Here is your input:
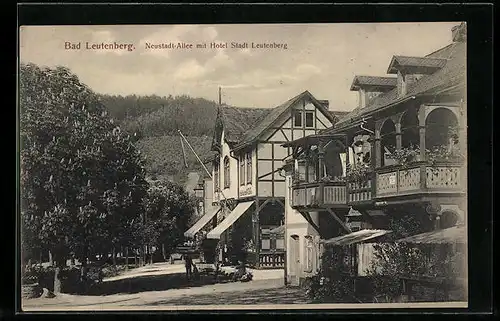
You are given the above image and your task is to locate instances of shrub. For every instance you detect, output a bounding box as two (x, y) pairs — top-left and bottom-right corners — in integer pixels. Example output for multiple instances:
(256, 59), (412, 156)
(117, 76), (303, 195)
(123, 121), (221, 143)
(366, 242), (466, 302)
(304, 245), (358, 303)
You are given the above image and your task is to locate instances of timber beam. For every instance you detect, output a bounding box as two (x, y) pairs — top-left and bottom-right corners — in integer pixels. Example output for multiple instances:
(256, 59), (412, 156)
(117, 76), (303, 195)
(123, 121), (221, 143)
(326, 208), (352, 234)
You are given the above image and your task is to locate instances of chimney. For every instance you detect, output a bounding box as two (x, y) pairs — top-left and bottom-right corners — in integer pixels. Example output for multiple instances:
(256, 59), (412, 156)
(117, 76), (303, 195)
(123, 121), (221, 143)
(452, 22), (466, 43)
(318, 99), (329, 109)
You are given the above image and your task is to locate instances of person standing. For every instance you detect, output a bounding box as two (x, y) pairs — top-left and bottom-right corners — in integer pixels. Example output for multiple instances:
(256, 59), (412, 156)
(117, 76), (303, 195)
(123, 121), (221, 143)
(184, 253), (193, 281)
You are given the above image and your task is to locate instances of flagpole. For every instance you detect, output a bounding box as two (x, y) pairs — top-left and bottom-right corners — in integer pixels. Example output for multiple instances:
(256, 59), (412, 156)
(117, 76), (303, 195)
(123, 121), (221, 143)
(178, 129), (231, 207)
(178, 130), (212, 179)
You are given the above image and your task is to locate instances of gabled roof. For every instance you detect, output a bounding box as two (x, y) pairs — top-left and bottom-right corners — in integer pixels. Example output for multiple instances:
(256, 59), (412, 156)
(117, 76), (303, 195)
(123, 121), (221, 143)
(387, 56), (448, 74)
(329, 110), (350, 122)
(350, 76), (397, 91)
(334, 41), (466, 129)
(232, 90), (336, 151)
(217, 105), (272, 144)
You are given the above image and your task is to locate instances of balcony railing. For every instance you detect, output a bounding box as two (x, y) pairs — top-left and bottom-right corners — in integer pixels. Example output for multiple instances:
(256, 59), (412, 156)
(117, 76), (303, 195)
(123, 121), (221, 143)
(292, 181), (347, 208)
(347, 179), (373, 204)
(375, 161), (464, 198)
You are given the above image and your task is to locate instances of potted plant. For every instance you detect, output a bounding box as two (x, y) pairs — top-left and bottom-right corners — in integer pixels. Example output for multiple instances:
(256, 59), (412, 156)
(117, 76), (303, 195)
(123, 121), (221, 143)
(22, 265), (43, 299)
(386, 144), (421, 168)
(320, 175), (347, 183)
(346, 162), (372, 188)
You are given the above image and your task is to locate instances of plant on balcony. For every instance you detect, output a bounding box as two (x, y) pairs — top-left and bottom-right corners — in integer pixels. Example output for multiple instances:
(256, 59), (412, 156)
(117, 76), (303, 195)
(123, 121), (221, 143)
(346, 162), (372, 185)
(320, 175), (347, 183)
(426, 144), (465, 165)
(386, 144), (421, 168)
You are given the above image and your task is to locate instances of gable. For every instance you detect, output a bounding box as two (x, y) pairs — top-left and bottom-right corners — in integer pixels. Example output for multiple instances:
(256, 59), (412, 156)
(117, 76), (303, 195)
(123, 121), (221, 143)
(233, 91), (335, 151)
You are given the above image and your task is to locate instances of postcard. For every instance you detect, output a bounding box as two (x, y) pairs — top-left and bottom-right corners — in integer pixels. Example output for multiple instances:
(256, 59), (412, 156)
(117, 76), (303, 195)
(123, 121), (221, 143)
(19, 22), (467, 311)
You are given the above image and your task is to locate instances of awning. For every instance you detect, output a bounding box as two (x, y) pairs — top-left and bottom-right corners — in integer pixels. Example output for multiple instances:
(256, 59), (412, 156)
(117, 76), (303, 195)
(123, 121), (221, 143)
(184, 207), (221, 238)
(206, 201), (254, 239)
(321, 229), (392, 246)
(396, 225), (466, 244)
(269, 225), (285, 235)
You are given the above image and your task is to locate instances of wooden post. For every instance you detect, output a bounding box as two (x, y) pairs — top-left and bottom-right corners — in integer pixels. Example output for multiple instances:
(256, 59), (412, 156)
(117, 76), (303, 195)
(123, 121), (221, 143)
(395, 122), (402, 151)
(374, 128), (381, 169)
(418, 105), (427, 190)
(253, 199), (260, 269)
(125, 247), (129, 271)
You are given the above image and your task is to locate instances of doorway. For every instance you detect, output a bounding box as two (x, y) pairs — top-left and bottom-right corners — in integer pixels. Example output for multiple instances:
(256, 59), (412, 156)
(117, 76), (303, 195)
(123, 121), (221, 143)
(289, 235), (300, 286)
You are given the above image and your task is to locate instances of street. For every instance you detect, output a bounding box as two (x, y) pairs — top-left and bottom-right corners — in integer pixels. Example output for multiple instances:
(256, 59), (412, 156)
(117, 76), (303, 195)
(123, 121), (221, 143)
(22, 262), (310, 310)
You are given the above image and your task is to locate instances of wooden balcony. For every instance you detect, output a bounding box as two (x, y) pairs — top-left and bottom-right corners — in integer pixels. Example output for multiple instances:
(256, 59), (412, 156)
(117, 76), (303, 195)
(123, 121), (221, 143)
(375, 162), (464, 199)
(291, 181), (347, 209)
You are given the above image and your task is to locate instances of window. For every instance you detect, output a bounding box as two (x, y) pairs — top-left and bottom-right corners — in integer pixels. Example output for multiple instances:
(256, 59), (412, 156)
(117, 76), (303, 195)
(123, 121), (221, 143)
(261, 239), (271, 250)
(246, 152), (252, 184)
(293, 111), (302, 127)
(305, 112), (314, 128)
(304, 236), (313, 272)
(239, 154), (245, 186)
(223, 156), (230, 189)
(276, 238), (285, 250)
(296, 159), (306, 182)
(214, 161), (220, 191)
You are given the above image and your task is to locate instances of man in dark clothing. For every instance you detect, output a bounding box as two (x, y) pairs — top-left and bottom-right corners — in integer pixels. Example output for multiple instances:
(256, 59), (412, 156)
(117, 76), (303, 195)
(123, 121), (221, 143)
(184, 254), (193, 281)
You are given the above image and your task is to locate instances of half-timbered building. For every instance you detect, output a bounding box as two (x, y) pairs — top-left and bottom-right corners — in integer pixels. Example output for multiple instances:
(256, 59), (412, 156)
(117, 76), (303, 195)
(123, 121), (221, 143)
(282, 23), (467, 285)
(185, 91), (341, 269)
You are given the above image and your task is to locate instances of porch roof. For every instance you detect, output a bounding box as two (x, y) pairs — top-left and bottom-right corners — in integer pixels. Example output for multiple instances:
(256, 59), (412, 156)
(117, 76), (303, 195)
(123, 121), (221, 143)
(282, 133), (347, 148)
(321, 229), (392, 246)
(206, 201), (254, 239)
(396, 225), (466, 244)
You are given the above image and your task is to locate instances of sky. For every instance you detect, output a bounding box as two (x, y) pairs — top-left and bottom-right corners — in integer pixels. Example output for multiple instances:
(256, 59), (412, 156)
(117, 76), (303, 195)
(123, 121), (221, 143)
(19, 22), (460, 111)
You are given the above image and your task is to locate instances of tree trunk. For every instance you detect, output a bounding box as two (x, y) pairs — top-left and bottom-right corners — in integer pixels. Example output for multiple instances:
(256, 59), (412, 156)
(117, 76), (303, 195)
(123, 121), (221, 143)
(162, 244), (166, 262)
(53, 256), (66, 294)
(125, 247), (129, 271)
(112, 247), (117, 268)
(134, 249), (138, 267)
(48, 251), (53, 266)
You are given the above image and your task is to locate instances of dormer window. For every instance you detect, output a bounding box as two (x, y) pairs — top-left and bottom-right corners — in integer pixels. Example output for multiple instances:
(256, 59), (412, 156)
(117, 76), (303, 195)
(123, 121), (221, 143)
(350, 76), (397, 109)
(387, 56), (447, 97)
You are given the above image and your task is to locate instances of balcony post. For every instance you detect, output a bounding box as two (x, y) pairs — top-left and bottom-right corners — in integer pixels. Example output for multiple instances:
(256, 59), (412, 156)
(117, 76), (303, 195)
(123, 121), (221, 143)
(374, 128), (381, 169)
(318, 142), (325, 179)
(418, 104), (427, 189)
(395, 122), (402, 151)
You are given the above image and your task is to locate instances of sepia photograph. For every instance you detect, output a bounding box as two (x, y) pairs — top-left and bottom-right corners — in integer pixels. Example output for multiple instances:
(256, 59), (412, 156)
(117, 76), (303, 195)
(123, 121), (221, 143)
(18, 22), (467, 311)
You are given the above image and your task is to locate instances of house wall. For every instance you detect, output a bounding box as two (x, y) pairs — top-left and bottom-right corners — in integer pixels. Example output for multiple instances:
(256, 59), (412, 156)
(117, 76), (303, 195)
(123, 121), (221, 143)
(204, 177), (217, 216)
(213, 130), (239, 202)
(285, 175), (321, 284)
(256, 98), (333, 199)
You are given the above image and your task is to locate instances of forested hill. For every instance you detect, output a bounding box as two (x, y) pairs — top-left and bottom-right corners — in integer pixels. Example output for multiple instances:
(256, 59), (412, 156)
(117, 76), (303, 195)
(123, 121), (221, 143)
(99, 94), (219, 139)
(98, 94), (222, 186)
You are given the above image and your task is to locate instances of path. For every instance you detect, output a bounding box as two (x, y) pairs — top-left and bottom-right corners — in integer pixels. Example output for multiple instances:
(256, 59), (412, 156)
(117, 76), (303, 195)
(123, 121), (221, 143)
(22, 262), (307, 311)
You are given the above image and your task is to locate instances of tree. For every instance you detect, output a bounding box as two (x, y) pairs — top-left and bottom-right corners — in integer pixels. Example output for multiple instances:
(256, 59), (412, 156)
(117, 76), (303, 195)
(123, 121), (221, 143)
(20, 63), (148, 292)
(143, 179), (197, 261)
